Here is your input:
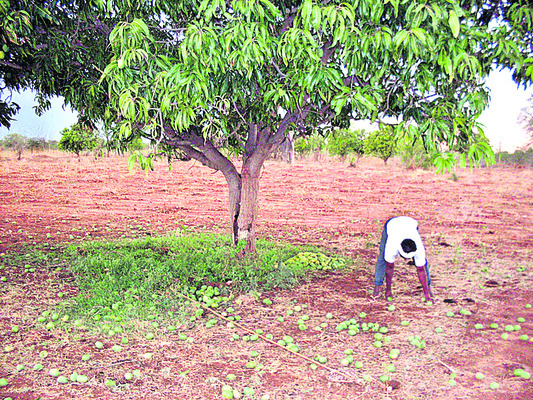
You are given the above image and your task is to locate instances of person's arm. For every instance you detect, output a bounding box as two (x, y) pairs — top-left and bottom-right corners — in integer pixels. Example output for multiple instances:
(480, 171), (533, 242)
(413, 233), (432, 300)
(416, 261), (433, 301)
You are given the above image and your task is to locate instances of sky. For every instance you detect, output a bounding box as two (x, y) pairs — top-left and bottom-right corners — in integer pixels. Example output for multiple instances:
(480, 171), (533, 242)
(0, 90), (78, 141)
(0, 68), (532, 152)
(477, 68), (532, 151)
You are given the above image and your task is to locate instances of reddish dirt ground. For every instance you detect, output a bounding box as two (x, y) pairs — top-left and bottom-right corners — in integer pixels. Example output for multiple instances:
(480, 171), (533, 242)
(0, 151), (532, 400)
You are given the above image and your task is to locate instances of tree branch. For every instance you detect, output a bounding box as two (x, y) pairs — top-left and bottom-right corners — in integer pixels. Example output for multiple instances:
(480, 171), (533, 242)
(343, 75), (369, 87)
(321, 40), (335, 64)
(280, 7), (299, 33)
(160, 124), (240, 181)
(270, 59), (287, 78)
(176, 144), (220, 170)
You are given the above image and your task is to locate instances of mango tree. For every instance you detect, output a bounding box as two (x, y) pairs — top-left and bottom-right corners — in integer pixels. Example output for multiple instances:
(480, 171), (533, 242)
(58, 123), (99, 158)
(363, 128), (396, 165)
(2, 1), (531, 255)
(100, 0), (532, 255)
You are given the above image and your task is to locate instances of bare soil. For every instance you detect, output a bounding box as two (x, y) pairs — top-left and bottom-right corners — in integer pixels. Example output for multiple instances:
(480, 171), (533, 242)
(0, 151), (532, 400)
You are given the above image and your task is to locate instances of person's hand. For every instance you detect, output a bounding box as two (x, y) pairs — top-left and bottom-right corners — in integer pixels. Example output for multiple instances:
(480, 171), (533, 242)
(424, 286), (435, 302)
(416, 266), (433, 302)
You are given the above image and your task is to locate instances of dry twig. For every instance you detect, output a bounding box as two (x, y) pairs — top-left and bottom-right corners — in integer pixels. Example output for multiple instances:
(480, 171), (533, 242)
(175, 291), (363, 384)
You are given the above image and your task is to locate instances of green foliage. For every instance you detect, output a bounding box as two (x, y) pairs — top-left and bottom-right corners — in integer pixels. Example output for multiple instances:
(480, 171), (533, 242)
(459, 139), (495, 169)
(432, 135), (495, 173)
(127, 137), (146, 151)
(0, 2), (116, 127)
(396, 137), (433, 170)
(432, 152), (458, 174)
(497, 149), (533, 167)
(62, 232), (345, 323)
(294, 131), (328, 156)
(128, 150), (154, 173)
(328, 129), (366, 158)
(100, 1), (533, 167)
(1, 1), (532, 162)
(58, 124), (98, 157)
(0, 99), (20, 129)
(363, 128), (397, 164)
(2, 133), (29, 159)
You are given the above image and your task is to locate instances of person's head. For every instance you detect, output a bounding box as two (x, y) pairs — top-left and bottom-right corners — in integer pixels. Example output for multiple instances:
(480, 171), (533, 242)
(400, 239), (417, 257)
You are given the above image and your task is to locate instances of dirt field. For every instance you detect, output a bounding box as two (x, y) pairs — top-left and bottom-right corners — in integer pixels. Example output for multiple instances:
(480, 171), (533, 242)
(0, 151), (532, 400)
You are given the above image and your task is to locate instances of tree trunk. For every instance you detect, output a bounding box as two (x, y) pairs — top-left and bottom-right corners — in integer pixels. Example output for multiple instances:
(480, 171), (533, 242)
(280, 130), (295, 164)
(224, 171), (242, 246)
(170, 124), (282, 256)
(236, 161), (261, 254)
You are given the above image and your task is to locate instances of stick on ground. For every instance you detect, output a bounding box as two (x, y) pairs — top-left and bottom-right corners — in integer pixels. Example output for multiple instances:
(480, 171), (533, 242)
(175, 291), (363, 384)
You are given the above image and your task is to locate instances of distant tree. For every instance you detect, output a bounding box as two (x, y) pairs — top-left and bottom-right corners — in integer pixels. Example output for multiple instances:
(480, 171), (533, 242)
(396, 137), (433, 170)
(294, 130), (328, 157)
(58, 123), (98, 158)
(363, 128), (397, 165)
(497, 148), (533, 166)
(2, 1), (533, 255)
(328, 129), (366, 161)
(518, 96), (533, 149)
(48, 140), (59, 150)
(27, 137), (47, 153)
(3, 133), (29, 160)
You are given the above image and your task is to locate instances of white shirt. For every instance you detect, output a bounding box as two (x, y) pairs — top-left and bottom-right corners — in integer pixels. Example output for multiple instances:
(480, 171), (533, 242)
(384, 216), (426, 267)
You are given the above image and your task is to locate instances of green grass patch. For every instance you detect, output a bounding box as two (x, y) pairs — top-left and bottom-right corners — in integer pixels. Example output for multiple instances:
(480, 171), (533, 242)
(57, 231), (347, 326)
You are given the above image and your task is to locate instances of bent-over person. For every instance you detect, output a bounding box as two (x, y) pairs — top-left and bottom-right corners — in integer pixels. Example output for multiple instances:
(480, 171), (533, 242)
(372, 216), (433, 300)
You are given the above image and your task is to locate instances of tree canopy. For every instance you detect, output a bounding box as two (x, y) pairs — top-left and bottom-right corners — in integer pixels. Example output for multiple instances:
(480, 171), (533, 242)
(2, 132), (28, 159)
(58, 122), (99, 157)
(1, 0), (532, 253)
(363, 128), (396, 164)
(0, 0), (117, 127)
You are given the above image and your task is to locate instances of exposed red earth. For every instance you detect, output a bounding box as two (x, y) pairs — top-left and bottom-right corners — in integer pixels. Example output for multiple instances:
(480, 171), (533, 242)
(0, 151), (532, 399)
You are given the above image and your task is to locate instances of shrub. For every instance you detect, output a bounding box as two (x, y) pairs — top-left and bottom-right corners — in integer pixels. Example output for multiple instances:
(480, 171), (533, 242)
(363, 127), (397, 164)
(58, 123), (98, 157)
(327, 129), (366, 160)
(396, 137), (433, 170)
(294, 131), (327, 156)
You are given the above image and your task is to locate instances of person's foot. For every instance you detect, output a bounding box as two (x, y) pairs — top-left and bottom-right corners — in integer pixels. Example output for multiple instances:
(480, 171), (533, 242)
(385, 290), (393, 299)
(371, 285), (381, 298)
